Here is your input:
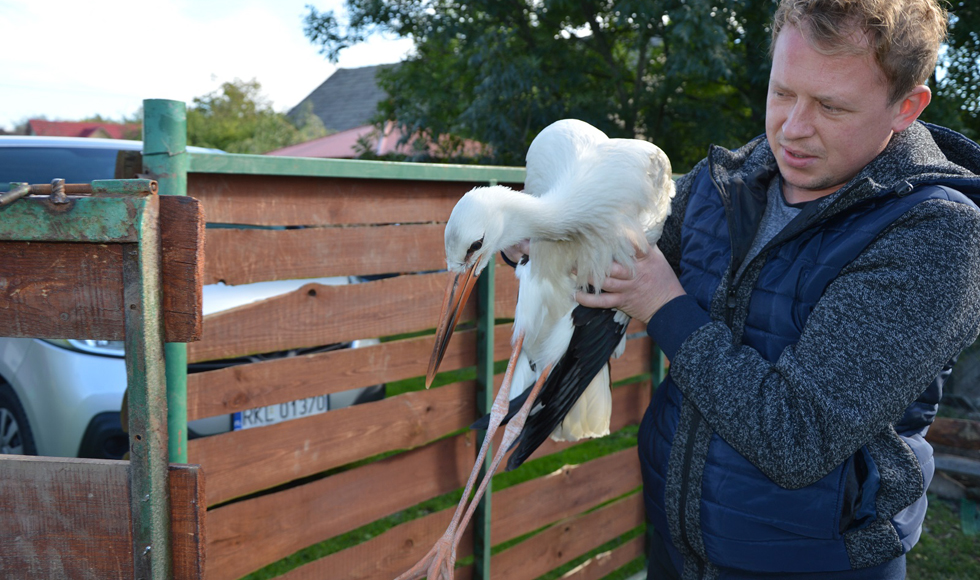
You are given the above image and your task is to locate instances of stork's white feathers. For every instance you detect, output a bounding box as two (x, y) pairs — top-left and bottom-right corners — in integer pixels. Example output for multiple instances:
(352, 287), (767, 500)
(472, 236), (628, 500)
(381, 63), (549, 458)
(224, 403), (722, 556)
(400, 120), (674, 580)
(443, 118), (674, 446)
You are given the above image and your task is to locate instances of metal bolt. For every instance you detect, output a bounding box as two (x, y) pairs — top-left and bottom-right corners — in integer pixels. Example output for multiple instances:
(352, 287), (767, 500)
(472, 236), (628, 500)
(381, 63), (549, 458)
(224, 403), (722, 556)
(50, 178), (68, 204)
(143, 545), (151, 556)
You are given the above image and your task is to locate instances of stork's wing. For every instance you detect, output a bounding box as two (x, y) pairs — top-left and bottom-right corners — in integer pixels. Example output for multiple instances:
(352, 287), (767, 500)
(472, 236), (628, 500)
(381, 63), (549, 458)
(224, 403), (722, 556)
(470, 305), (628, 470)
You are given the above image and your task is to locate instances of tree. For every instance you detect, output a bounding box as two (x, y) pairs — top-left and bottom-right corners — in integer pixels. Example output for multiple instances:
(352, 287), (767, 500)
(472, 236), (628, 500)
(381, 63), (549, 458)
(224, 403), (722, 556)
(305, 0), (779, 170)
(922, 2), (980, 140)
(186, 79), (328, 154)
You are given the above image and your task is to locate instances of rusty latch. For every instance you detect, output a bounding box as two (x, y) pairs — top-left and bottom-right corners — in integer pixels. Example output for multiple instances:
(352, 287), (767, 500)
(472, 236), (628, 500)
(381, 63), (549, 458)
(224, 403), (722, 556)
(0, 183), (31, 208)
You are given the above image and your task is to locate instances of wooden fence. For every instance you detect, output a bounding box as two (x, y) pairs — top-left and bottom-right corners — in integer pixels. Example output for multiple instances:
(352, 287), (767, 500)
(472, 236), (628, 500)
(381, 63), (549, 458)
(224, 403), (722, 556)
(150, 101), (656, 580)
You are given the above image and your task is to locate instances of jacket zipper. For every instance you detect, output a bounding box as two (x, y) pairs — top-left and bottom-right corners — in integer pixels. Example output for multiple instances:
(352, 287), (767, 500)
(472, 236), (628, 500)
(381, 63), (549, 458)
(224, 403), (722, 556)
(708, 157), (741, 329)
(666, 157), (736, 574)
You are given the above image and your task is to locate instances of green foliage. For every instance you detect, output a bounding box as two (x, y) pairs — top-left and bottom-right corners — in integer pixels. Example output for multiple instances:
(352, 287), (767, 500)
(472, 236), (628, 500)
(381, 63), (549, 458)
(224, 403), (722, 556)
(306, 1), (980, 170)
(186, 79), (328, 154)
(305, 0), (781, 171)
(921, 3), (980, 140)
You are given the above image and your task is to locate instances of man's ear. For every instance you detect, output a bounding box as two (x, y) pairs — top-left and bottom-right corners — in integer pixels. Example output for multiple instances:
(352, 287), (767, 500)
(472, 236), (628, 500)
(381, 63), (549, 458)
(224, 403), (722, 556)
(892, 85), (932, 133)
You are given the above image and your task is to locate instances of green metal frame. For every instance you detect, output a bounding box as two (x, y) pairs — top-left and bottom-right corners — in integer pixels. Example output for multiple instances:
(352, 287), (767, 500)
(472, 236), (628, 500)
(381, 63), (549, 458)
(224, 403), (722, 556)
(473, 258), (496, 580)
(143, 99), (190, 464)
(0, 184), (172, 580)
(188, 151), (526, 183)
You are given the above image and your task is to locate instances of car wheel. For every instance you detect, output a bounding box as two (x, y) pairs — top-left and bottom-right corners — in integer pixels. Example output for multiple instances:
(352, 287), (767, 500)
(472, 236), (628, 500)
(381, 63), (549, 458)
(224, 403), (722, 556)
(0, 381), (37, 455)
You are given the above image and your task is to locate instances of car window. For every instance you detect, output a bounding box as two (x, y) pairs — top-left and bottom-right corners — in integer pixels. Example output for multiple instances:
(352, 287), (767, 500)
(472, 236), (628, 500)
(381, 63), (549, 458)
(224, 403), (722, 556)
(0, 147), (121, 188)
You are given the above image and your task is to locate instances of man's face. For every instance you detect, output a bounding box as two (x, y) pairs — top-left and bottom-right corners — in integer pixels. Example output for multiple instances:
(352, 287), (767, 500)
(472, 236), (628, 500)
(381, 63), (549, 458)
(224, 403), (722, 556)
(766, 25), (904, 204)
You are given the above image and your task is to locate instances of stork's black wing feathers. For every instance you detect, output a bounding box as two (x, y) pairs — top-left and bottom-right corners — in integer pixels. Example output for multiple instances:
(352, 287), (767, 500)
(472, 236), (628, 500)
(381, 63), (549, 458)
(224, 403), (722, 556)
(505, 307), (626, 470)
(468, 306), (627, 471)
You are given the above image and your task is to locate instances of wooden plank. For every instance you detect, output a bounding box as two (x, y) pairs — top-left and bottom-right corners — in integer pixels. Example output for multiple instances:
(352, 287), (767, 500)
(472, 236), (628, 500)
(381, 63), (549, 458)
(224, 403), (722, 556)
(186, 310), (640, 423)
(927, 417), (980, 451)
(489, 493), (644, 580)
(203, 223), (446, 285)
(190, 369), (644, 513)
(935, 453), (980, 483)
(0, 456), (204, 580)
(561, 536), (645, 580)
(251, 447), (644, 580)
(159, 195), (205, 342)
(279, 507), (643, 580)
(187, 265), (518, 363)
(0, 241), (126, 340)
(187, 325), (513, 421)
(0, 197), (203, 342)
(190, 381), (477, 506)
(492, 448), (643, 545)
(277, 508), (473, 580)
(188, 173), (484, 226)
(170, 464), (207, 580)
(204, 433), (476, 580)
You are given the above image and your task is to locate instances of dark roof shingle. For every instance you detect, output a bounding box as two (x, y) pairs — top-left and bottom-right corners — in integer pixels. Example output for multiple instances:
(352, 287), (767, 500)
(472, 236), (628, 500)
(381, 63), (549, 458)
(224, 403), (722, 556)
(289, 64), (397, 132)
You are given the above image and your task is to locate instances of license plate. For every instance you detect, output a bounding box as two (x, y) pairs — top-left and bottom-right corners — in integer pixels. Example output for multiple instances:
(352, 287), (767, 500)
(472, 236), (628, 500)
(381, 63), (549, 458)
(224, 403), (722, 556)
(233, 395), (329, 430)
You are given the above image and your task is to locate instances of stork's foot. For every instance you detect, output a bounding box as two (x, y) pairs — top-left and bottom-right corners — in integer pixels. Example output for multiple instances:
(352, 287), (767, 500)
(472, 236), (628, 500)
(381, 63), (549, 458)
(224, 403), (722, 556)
(395, 528), (457, 580)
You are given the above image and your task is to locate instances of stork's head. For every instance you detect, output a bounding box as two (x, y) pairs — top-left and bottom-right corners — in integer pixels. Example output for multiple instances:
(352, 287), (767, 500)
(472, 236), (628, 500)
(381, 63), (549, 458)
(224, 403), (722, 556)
(426, 186), (513, 387)
(444, 186), (511, 274)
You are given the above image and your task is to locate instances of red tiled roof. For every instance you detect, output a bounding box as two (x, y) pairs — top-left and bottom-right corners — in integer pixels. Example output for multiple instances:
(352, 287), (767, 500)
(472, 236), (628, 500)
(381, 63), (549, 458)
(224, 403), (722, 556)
(28, 119), (140, 139)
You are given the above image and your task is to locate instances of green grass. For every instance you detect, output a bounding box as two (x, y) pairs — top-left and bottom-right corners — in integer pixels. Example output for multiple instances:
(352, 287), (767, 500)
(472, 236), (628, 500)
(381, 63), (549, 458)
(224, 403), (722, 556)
(907, 496), (980, 580)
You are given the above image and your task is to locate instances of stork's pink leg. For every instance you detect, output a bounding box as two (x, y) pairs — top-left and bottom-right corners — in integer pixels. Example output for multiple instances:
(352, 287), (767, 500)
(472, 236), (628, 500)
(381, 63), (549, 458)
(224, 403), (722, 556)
(452, 362), (553, 545)
(395, 333), (526, 580)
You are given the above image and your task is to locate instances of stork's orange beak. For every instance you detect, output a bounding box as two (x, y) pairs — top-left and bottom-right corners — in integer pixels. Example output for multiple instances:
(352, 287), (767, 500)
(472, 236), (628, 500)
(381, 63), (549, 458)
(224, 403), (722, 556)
(426, 264), (480, 388)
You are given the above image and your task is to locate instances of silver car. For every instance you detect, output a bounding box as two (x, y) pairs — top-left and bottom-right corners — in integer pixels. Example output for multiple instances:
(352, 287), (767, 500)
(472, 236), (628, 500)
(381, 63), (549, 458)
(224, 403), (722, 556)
(0, 136), (383, 458)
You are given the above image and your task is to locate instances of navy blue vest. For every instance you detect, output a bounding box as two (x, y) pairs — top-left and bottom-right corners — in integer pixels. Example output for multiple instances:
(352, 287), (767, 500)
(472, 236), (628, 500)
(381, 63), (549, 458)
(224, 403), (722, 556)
(640, 166), (973, 573)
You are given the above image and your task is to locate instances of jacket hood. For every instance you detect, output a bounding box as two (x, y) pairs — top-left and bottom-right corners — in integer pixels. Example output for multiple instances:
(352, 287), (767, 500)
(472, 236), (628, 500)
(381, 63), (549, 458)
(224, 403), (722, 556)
(708, 121), (980, 212)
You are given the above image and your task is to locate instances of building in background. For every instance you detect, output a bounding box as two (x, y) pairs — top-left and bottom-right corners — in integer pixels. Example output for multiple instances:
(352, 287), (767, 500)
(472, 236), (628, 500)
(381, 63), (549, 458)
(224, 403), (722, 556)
(269, 64), (484, 160)
(27, 120), (140, 140)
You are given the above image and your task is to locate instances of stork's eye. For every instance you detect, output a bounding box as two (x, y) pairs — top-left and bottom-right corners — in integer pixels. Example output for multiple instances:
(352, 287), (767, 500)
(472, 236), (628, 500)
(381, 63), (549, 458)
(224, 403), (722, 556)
(468, 240), (483, 253)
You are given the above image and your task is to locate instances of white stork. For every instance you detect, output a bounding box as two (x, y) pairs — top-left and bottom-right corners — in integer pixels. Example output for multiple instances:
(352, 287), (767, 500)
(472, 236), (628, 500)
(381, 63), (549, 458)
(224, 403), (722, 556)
(398, 119), (675, 580)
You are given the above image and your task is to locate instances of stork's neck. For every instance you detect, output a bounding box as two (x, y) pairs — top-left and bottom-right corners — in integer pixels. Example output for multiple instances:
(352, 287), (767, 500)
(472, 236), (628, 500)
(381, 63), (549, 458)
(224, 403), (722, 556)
(494, 188), (574, 243)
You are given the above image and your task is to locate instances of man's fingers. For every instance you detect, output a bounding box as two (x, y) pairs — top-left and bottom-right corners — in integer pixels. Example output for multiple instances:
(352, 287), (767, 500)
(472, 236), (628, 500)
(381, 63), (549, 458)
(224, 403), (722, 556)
(597, 276), (628, 292)
(575, 289), (619, 309)
(607, 261), (632, 279)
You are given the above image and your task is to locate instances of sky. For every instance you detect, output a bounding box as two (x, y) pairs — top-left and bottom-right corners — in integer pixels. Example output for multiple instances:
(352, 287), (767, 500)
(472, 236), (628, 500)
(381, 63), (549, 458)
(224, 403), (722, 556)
(0, 0), (414, 132)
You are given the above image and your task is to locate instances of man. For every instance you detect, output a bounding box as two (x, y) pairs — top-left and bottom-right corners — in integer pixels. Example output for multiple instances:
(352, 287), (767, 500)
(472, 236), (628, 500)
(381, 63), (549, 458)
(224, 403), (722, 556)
(576, 0), (980, 578)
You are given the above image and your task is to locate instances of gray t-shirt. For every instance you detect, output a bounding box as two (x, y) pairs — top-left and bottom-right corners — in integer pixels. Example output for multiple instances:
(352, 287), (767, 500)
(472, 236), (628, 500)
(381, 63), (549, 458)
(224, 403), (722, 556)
(736, 175), (802, 279)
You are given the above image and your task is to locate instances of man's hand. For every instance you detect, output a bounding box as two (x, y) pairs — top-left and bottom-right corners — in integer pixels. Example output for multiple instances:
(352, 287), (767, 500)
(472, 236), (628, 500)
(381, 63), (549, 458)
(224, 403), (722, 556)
(575, 244), (685, 323)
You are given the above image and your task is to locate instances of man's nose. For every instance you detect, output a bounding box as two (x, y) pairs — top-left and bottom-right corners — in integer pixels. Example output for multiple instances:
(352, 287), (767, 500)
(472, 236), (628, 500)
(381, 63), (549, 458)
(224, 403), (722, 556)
(782, 102), (816, 140)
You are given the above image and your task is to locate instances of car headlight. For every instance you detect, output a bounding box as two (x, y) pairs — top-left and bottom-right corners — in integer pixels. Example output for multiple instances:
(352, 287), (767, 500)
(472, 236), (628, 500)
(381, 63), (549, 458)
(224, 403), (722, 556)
(42, 339), (126, 357)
